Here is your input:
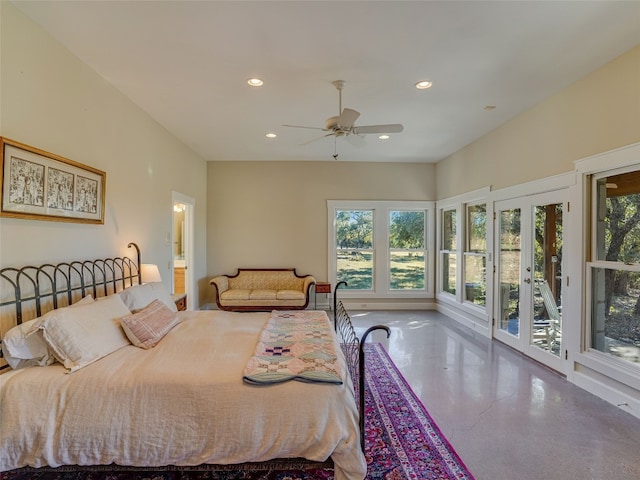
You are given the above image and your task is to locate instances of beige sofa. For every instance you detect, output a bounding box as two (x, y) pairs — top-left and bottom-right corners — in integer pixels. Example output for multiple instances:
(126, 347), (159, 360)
(209, 268), (316, 311)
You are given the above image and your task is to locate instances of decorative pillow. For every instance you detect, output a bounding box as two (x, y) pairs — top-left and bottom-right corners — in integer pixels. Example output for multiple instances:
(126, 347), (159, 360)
(41, 294), (131, 373)
(120, 299), (179, 349)
(119, 283), (178, 313)
(1, 295), (94, 370)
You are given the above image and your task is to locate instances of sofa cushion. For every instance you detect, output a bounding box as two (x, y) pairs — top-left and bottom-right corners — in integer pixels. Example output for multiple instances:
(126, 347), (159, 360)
(221, 289), (251, 301)
(277, 290), (306, 300)
(250, 289), (277, 300)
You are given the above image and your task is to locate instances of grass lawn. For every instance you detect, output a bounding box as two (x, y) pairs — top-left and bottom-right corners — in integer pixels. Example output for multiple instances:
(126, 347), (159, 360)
(337, 251), (425, 290)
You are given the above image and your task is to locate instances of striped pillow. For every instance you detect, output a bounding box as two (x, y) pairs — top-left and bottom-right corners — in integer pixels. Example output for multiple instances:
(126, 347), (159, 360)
(120, 299), (179, 349)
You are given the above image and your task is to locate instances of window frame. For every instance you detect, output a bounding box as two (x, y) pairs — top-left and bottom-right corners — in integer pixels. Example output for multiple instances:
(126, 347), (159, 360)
(585, 164), (640, 369)
(327, 200), (434, 299)
(439, 207), (458, 297)
(463, 202), (488, 307)
(436, 187), (491, 320)
(388, 209), (428, 291)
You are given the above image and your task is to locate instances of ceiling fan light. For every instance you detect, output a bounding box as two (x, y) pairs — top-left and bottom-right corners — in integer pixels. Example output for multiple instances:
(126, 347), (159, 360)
(415, 80), (432, 89)
(247, 78), (264, 87)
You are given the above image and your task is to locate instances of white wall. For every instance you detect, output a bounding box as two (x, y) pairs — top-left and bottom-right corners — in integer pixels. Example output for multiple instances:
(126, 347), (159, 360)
(0, 3), (209, 306)
(435, 44), (640, 198)
(206, 160), (435, 305)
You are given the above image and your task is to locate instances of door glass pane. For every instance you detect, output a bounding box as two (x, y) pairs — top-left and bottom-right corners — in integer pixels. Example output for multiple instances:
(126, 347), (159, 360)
(532, 203), (563, 355)
(499, 209), (521, 336)
(336, 210), (373, 290)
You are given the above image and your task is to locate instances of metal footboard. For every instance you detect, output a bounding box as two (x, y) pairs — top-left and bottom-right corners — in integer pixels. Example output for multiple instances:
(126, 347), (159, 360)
(332, 281), (390, 450)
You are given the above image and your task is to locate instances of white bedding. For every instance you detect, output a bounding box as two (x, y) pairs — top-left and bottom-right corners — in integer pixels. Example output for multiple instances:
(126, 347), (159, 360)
(0, 310), (366, 480)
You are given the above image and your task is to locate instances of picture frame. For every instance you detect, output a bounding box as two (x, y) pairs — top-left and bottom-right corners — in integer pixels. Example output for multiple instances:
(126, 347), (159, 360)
(0, 137), (106, 224)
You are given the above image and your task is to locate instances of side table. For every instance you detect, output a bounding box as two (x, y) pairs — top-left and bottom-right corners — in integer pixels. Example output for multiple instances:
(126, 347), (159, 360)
(172, 293), (187, 311)
(314, 282), (331, 310)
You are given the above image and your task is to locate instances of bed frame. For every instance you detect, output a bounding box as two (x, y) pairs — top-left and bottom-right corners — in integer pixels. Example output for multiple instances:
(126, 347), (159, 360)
(0, 243), (389, 466)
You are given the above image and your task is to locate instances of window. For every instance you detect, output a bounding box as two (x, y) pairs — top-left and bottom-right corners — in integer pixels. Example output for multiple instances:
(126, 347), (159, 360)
(328, 201), (433, 297)
(441, 209), (457, 295)
(335, 210), (374, 290)
(589, 168), (640, 366)
(464, 203), (487, 306)
(389, 210), (426, 290)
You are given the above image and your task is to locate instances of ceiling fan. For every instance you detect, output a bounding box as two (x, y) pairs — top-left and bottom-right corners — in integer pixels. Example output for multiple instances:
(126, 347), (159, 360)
(283, 80), (404, 149)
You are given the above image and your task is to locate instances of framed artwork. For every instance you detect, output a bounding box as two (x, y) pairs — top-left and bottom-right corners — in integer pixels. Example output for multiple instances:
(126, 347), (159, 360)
(0, 137), (106, 224)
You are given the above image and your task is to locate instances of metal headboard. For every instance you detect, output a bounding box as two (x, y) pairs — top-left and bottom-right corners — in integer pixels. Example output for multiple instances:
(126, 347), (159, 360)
(0, 242), (141, 369)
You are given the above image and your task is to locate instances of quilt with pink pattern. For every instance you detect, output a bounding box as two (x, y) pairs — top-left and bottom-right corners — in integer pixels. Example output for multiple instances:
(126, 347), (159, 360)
(243, 310), (343, 385)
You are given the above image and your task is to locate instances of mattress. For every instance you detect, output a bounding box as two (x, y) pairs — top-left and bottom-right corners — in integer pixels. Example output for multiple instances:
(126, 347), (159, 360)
(0, 310), (366, 480)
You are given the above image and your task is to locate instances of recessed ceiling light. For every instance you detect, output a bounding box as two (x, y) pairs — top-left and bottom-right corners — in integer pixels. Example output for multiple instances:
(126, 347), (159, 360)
(265, 132), (277, 138)
(415, 80), (433, 90)
(378, 135), (390, 140)
(247, 78), (264, 87)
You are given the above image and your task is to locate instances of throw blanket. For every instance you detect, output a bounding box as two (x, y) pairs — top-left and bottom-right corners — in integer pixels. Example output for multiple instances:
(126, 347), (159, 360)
(243, 310), (343, 385)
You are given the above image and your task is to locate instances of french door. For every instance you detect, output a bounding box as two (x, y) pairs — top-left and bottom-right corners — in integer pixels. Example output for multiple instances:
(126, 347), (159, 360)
(494, 191), (566, 372)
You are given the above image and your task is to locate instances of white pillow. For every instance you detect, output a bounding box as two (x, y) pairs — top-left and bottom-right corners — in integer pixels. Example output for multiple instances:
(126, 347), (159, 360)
(119, 283), (178, 313)
(2, 295), (94, 370)
(41, 294), (131, 373)
(121, 299), (179, 349)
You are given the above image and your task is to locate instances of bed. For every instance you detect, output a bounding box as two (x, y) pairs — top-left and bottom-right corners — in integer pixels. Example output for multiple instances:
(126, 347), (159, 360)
(0, 243), (383, 480)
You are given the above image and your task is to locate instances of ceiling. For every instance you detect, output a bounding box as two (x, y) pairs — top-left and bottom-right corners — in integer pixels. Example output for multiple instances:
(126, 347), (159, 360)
(12, 1), (640, 163)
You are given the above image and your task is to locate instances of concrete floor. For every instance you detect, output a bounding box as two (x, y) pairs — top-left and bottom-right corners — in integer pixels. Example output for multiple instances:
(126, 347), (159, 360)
(351, 310), (640, 480)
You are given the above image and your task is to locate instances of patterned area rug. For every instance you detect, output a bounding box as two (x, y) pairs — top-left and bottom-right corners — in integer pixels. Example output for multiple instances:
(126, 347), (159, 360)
(1, 343), (474, 480)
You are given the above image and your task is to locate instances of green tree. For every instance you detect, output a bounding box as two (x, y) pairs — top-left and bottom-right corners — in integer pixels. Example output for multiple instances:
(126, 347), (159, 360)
(604, 193), (640, 316)
(336, 210), (373, 249)
(389, 211), (424, 249)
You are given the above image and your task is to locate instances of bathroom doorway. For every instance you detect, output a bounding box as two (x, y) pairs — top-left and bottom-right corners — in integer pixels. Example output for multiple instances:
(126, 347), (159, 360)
(172, 191), (194, 309)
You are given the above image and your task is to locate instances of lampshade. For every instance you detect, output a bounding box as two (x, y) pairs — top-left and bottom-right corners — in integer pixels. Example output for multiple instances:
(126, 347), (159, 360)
(141, 263), (162, 283)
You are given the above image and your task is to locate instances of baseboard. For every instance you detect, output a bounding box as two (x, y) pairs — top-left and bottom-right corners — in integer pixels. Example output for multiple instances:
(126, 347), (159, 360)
(341, 301), (436, 311)
(573, 371), (640, 420)
(436, 302), (491, 337)
(199, 303), (218, 310)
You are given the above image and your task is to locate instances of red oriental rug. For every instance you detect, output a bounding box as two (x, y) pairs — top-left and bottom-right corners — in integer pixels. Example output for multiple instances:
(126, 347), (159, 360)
(1, 343), (474, 480)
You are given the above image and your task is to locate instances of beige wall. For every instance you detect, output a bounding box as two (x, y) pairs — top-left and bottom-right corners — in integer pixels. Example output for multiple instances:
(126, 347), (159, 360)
(206, 161), (435, 302)
(436, 44), (640, 199)
(0, 3), (209, 306)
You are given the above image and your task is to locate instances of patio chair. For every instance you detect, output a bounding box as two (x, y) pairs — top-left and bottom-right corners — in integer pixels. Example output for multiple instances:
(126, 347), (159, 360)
(534, 279), (561, 350)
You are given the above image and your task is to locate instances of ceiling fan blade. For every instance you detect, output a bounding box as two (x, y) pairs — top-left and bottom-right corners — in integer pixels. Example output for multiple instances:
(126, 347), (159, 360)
(300, 133), (333, 145)
(337, 108), (360, 129)
(346, 134), (366, 148)
(352, 124), (404, 135)
(282, 124), (324, 131)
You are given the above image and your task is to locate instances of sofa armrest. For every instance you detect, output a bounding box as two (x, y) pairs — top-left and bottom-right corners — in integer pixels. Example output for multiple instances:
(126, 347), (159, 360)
(303, 276), (316, 294)
(210, 276), (229, 294)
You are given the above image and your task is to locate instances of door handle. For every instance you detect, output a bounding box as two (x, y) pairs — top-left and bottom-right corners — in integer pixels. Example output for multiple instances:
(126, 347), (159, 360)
(524, 278), (531, 284)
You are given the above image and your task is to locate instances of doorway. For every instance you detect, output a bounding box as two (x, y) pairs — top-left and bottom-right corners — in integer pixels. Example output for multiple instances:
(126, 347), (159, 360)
(493, 191), (566, 372)
(172, 192), (195, 310)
